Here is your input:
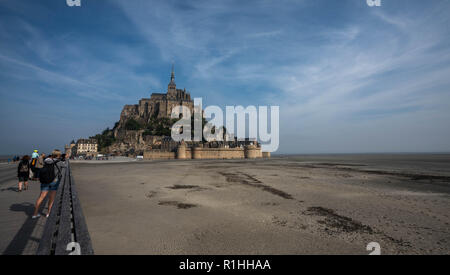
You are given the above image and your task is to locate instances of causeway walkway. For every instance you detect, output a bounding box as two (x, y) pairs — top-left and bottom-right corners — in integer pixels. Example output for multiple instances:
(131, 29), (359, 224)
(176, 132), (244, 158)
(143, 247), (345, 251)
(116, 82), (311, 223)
(0, 163), (48, 255)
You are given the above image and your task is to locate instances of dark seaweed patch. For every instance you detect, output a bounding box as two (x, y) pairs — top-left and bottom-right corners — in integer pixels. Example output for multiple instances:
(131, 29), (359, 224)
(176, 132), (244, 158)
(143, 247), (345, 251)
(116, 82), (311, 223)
(261, 202), (280, 206)
(315, 163), (367, 167)
(219, 172), (293, 199)
(166, 185), (207, 192)
(168, 185), (202, 189)
(306, 207), (373, 234)
(158, 201), (197, 209)
(298, 163), (450, 184)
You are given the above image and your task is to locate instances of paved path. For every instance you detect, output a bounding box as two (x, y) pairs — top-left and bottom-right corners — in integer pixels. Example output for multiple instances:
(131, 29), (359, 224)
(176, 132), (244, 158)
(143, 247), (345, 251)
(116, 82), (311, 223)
(0, 163), (47, 255)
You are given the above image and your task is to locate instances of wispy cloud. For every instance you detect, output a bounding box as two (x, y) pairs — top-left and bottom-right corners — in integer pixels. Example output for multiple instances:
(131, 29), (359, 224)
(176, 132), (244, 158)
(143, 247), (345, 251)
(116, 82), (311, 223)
(246, 30), (283, 38)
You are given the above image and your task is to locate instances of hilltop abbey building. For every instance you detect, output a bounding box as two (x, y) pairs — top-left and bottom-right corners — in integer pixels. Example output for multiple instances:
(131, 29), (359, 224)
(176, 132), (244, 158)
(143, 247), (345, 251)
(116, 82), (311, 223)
(89, 66), (269, 160)
(116, 66), (194, 133)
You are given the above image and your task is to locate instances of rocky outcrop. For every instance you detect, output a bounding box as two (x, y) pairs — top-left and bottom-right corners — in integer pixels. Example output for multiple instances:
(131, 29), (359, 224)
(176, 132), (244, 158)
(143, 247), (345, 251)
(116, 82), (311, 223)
(104, 68), (194, 156)
(106, 130), (164, 156)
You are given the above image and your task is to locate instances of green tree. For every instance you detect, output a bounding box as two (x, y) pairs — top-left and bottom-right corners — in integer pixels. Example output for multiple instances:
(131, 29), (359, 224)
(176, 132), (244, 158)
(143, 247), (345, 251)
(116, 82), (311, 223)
(90, 125), (117, 153)
(124, 119), (143, 130)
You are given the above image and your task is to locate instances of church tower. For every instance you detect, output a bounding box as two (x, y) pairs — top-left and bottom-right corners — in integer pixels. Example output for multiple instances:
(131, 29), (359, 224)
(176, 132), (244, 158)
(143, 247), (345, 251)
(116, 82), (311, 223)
(168, 64), (176, 98)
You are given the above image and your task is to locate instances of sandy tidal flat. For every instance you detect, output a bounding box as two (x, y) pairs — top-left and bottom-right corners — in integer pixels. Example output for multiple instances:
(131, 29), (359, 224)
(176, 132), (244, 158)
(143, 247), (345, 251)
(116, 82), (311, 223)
(72, 155), (450, 255)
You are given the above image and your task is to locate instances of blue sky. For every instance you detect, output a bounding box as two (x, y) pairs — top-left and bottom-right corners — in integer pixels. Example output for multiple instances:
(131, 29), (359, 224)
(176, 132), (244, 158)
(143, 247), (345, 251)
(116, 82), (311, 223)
(0, 0), (449, 154)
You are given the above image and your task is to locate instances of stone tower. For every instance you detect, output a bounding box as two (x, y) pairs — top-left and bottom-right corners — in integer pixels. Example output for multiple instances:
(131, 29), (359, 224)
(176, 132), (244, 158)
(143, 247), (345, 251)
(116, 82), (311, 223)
(167, 64), (177, 99)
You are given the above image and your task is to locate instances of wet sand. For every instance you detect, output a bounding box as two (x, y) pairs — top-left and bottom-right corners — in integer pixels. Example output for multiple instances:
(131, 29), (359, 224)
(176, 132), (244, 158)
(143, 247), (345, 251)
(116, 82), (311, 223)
(72, 154), (450, 255)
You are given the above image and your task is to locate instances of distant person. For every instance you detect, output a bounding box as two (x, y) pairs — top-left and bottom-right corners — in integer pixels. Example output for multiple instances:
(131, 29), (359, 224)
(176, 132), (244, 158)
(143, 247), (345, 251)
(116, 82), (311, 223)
(32, 150), (66, 219)
(34, 153), (45, 180)
(17, 155), (30, 192)
(31, 150), (39, 179)
(30, 158), (38, 181)
(32, 150), (39, 159)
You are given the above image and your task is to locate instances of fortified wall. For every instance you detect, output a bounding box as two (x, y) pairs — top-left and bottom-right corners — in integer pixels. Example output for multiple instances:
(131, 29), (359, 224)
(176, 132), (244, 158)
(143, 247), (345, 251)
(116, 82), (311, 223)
(144, 143), (269, 160)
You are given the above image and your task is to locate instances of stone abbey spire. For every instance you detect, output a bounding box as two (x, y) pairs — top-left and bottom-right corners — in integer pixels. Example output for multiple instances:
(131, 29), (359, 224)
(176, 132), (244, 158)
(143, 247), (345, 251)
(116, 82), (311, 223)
(168, 63), (177, 97)
(169, 63), (176, 87)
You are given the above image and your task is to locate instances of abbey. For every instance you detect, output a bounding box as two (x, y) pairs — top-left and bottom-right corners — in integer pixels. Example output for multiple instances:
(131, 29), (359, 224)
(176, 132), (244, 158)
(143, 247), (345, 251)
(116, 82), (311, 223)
(116, 66), (194, 131)
(90, 66), (270, 159)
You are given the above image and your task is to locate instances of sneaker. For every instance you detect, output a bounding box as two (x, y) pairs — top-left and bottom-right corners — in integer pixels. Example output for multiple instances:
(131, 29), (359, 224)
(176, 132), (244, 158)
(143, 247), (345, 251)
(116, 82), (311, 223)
(32, 214), (41, 219)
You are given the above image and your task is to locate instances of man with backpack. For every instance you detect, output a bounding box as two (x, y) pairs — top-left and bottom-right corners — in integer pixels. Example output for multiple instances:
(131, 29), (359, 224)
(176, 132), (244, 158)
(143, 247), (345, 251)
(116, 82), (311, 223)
(30, 155), (38, 180)
(17, 155), (30, 192)
(31, 150), (40, 180)
(32, 150), (66, 219)
(34, 153), (45, 180)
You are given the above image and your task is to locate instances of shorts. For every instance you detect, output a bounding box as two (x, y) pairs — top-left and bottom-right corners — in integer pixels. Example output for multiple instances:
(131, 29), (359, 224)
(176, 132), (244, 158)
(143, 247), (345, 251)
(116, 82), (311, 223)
(18, 174), (28, 182)
(34, 168), (41, 178)
(40, 180), (60, 191)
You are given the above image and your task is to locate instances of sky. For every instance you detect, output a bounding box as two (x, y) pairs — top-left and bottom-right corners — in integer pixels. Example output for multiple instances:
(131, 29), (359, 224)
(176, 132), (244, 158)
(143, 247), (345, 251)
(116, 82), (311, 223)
(0, 0), (449, 155)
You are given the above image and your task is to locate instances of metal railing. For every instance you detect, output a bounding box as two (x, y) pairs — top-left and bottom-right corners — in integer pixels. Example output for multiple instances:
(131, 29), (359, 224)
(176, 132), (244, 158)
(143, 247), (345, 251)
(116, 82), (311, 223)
(37, 161), (94, 255)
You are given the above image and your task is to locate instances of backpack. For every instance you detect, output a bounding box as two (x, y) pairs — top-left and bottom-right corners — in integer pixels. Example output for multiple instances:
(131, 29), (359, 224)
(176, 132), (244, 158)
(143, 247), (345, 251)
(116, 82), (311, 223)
(31, 158), (37, 167)
(40, 162), (58, 184)
(19, 162), (28, 173)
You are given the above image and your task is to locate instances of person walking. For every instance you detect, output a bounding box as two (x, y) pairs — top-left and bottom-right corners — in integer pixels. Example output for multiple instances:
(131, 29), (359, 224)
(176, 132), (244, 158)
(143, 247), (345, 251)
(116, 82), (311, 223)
(32, 150), (66, 219)
(34, 153), (45, 180)
(17, 155), (30, 192)
(31, 150), (39, 159)
(30, 150), (39, 180)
